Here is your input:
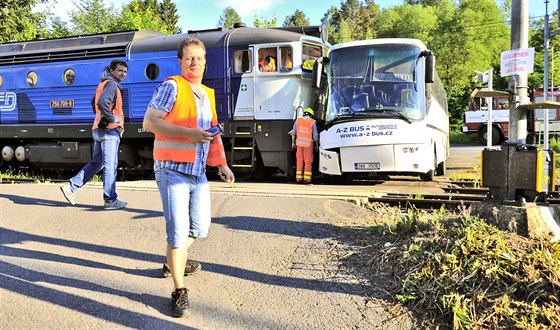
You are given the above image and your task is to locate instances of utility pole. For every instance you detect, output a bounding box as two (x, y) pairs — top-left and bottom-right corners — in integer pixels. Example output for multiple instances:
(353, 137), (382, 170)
(508, 0), (529, 144)
(487, 68), (493, 148)
(543, 0), (560, 150)
(479, 0), (556, 211)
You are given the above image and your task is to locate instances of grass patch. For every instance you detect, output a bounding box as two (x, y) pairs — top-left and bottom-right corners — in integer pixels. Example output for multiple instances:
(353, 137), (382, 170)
(0, 168), (51, 183)
(0, 167), (103, 184)
(362, 206), (560, 329)
(450, 129), (479, 145)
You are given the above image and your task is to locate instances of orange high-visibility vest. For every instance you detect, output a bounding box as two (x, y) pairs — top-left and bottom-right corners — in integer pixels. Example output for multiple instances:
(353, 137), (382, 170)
(153, 75), (227, 166)
(295, 117), (315, 147)
(92, 80), (124, 131)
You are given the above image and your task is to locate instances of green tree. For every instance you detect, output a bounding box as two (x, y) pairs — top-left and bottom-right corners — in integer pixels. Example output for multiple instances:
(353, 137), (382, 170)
(69, 0), (121, 34)
(528, 14), (560, 92)
(376, 3), (436, 42)
(158, 0), (180, 34)
(324, 0), (379, 44)
(428, 0), (510, 125)
(0, 0), (47, 42)
(253, 16), (277, 28)
(361, 0), (380, 40)
(43, 15), (72, 38)
(330, 18), (352, 44)
(218, 6), (241, 28)
(283, 9), (309, 27)
(119, 0), (179, 34)
(405, 0), (444, 6)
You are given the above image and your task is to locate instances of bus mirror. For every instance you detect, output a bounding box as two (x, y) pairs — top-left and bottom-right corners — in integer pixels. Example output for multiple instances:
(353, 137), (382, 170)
(425, 51), (435, 83)
(312, 60), (323, 89)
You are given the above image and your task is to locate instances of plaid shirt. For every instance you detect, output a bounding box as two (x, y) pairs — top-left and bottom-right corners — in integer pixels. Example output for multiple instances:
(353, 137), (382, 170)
(148, 80), (213, 176)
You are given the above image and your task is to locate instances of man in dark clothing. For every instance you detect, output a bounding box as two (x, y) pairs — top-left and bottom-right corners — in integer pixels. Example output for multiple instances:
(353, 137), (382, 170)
(60, 59), (129, 209)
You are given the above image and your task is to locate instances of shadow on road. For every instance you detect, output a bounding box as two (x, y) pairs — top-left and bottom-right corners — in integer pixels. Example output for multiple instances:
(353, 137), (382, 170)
(0, 192), (163, 220)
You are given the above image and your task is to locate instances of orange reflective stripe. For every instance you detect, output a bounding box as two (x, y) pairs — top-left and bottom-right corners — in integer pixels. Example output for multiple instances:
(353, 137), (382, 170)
(153, 140), (197, 150)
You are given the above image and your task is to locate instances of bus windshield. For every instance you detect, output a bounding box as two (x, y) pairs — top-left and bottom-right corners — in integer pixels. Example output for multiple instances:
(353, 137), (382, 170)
(326, 44), (426, 122)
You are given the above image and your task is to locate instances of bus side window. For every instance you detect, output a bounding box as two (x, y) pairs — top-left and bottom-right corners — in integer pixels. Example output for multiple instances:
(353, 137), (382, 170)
(234, 50), (252, 73)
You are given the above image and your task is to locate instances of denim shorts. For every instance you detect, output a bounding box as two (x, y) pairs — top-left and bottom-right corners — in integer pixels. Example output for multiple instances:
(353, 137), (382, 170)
(155, 167), (211, 248)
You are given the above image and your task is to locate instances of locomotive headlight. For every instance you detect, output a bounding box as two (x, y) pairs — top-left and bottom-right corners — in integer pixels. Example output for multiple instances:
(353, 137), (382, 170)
(402, 147), (415, 153)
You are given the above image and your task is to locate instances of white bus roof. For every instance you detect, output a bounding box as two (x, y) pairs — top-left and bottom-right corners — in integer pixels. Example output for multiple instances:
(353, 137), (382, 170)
(329, 38), (428, 53)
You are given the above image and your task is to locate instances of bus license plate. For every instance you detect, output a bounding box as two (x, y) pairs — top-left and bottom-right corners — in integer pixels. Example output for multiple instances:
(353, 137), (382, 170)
(355, 162), (380, 170)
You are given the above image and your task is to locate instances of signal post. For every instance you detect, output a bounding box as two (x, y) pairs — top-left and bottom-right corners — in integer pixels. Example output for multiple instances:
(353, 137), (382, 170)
(471, 0), (560, 242)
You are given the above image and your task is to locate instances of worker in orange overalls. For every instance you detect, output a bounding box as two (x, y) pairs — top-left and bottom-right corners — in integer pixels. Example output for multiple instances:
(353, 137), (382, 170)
(291, 107), (318, 184)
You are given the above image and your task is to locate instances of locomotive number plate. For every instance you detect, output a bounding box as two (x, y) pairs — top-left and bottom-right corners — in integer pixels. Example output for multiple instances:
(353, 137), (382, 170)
(50, 99), (75, 108)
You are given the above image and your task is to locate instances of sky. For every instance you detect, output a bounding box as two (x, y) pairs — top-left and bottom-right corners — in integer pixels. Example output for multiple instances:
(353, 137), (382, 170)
(36, 0), (556, 32)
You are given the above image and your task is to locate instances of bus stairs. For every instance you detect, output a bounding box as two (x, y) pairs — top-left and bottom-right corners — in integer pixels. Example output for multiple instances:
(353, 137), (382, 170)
(230, 136), (256, 170)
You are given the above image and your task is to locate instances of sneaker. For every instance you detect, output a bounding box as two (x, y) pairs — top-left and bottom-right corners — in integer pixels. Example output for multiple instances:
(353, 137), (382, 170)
(60, 184), (76, 205)
(104, 199), (128, 210)
(170, 287), (190, 318)
(162, 261), (202, 278)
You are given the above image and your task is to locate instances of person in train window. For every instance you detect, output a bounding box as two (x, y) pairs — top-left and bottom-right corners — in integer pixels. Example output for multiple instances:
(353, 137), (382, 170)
(266, 55), (276, 71)
(143, 37), (235, 318)
(291, 107), (318, 184)
(60, 59), (128, 210)
(259, 55), (276, 72)
(281, 52), (293, 72)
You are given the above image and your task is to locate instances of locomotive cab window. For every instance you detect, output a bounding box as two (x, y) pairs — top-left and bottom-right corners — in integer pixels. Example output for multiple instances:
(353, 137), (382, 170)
(146, 63), (159, 80)
(280, 46), (293, 72)
(302, 43), (323, 72)
(63, 69), (75, 85)
(27, 71), (38, 86)
(234, 50), (252, 74)
(258, 47), (277, 72)
(257, 46), (293, 73)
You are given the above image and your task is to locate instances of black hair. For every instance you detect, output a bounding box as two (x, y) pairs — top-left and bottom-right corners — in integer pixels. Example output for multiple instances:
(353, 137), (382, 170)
(109, 59), (128, 70)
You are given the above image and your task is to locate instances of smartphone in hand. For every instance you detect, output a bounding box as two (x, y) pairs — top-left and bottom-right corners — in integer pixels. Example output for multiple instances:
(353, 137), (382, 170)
(206, 125), (223, 137)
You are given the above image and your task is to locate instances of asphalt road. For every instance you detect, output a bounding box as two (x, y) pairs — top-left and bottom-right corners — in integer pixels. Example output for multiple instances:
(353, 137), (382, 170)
(1, 182), (419, 329)
(0, 145), (482, 329)
(447, 144), (484, 172)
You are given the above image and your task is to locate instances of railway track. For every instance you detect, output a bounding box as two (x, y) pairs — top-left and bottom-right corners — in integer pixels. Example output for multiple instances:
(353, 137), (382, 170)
(368, 191), (488, 211)
(368, 183), (560, 211)
(4, 176), (559, 212)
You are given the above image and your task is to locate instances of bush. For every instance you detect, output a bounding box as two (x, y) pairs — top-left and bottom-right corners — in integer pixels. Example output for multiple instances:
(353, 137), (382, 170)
(367, 211), (560, 329)
(450, 128), (479, 145)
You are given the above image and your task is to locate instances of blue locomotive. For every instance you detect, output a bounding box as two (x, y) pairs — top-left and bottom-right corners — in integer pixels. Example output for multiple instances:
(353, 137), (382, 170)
(0, 24), (328, 179)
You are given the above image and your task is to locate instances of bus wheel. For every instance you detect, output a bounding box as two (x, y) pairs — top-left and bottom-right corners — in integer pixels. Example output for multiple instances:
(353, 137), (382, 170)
(478, 126), (501, 145)
(421, 151), (437, 181)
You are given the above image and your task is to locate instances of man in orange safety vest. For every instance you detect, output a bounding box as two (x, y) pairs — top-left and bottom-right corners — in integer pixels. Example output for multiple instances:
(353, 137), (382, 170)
(291, 107), (318, 184)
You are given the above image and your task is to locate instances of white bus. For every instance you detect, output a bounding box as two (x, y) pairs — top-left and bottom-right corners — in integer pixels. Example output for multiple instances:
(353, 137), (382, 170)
(316, 38), (449, 181)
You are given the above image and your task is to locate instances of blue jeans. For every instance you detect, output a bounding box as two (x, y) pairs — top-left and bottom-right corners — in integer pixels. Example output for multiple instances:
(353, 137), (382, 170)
(155, 168), (211, 248)
(69, 129), (120, 202)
